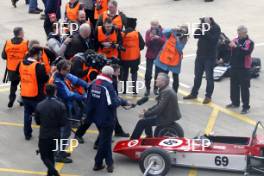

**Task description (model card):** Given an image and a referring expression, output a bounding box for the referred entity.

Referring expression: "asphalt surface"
[0,0,264,176]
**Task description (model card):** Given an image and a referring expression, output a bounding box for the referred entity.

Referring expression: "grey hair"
[157,72,170,84]
[237,25,248,33]
[79,23,91,33]
[28,40,40,50]
[109,0,118,7]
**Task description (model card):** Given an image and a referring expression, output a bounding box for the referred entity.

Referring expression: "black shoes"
[29,10,41,14]
[75,135,84,144]
[8,95,16,108]
[241,108,250,114]
[226,103,239,108]
[93,144,98,150]
[11,0,18,8]
[36,7,43,12]
[93,164,113,173]
[93,165,105,171]
[25,135,32,140]
[183,94,197,100]
[60,151,71,158]
[115,132,130,138]
[55,156,73,163]
[107,165,114,173]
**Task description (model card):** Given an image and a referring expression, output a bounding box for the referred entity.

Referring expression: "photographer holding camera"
[184,17,221,104]
[154,25,189,93]
[95,17,123,59]
[144,21,166,96]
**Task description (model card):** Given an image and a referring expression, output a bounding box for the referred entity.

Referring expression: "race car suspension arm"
[143,161,155,176]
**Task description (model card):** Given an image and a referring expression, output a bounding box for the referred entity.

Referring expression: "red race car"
[114,121,264,176]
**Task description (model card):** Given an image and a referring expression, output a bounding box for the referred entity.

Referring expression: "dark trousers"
[56,120,71,158]
[44,17,53,36]
[191,57,215,98]
[75,112,123,137]
[145,59,155,91]
[95,126,114,166]
[23,99,40,137]
[121,62,139,93]
[9,79,20,102]
[39,138,59,176]
[85,9,95,27]
[130,116,157,139]
[155,66,179,93]
[230,68,250,109]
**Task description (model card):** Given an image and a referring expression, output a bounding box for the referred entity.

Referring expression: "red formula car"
[114,121,264,176]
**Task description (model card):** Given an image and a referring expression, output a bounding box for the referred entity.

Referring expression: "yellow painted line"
[56,139,79,172]
[204,108,219,135]
[0,121,99,134]
[178,89,257,126]
[188,169,198,176]
[0,168,79,176]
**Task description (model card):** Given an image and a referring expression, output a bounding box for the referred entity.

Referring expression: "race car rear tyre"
[154,122,184,137]
[139,147,171,176]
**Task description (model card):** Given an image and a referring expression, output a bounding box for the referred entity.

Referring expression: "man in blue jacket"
[52,59,89,163]
[154,25,189,93]
[87,66,128,173]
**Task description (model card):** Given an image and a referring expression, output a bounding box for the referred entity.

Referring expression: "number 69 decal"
[215,156,229,167]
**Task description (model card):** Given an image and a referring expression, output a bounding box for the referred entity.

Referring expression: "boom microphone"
[137,96,149,106]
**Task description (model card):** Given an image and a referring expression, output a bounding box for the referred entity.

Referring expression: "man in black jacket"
[64,23,94,59]
[36,84,67,176]
[130,73,181,139]
[184,17,221,104]
[226,25,254,114]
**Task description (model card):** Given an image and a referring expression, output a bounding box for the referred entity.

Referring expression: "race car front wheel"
[139,147,171,176]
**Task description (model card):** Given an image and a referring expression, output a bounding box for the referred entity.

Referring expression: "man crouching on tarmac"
[130,73,181,139]
[86,66,131,173]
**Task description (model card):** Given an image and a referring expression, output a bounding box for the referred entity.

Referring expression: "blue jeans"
[29,0,38,11]
[191,57,215,98]
[23,99,39,137]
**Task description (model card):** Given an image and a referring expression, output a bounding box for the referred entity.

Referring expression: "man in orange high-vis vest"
[65,0,82,22]
[94,0,108,21]
[120,18,145,94]
[18,47,49,140]
[95,18,122,59]
[154,26,189,93]
[96,0,127,31]
[2,27,28,108]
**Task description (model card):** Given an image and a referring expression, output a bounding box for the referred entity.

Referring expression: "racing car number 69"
[215,156,229,167]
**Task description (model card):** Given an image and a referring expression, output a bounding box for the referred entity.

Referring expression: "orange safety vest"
[5,40,28,71]
[41,49,51,74]
[94,0,108,20]
[97,26,118,58]
[65,2,80,22]
[159,34,181,67]
[102,11,123,30]
[121,31,140,61]
[87,67,100,82]
[19,62,39,97]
